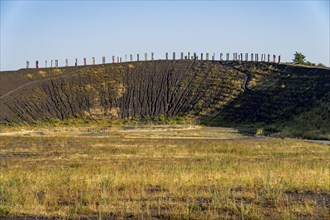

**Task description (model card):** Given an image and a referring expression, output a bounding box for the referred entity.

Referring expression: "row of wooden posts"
[26,52,281,69]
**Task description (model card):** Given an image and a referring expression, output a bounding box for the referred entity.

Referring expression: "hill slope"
[0,60,329,138]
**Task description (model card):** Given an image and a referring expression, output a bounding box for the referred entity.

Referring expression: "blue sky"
[1,0,329,70]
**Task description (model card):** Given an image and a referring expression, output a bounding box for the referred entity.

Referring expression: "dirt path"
[303,139,330,145]
[121,136,267,141]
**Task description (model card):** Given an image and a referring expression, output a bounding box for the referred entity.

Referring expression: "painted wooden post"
[102,56,106,64]
[36,60,39,69]
[137,54,139,61]
[206,53,209,60]
[84,58,86,66]
[92,57,95,65]
[26,61,29,69]
[65,59,68,67]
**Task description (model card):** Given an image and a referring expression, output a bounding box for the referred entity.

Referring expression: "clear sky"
[1,0,329,70]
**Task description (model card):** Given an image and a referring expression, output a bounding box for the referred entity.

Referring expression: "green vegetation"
[1,115,197,129]
[293,52,306,65]
[123,115,197,126]
[292,51,326,67]
[0,134,328,219]
[275,96,330,140]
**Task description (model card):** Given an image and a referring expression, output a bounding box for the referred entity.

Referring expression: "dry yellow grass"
[0,127,329,219]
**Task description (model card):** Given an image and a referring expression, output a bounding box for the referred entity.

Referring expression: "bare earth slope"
[0,60,329,129]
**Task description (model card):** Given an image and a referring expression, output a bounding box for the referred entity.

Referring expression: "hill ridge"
[0,60,329,139]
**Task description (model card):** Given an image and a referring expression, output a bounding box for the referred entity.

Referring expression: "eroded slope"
[0,60,329,128]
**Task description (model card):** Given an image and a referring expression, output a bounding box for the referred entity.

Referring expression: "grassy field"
[0,126,329,219]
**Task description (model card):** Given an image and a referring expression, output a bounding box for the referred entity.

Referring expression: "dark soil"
[0,61,329,125]
[286,191,330,209]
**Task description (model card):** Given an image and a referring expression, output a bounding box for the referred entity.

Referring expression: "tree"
[317,63,326,68]
[293,52,306,64]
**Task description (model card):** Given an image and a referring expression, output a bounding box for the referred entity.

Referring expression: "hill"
[0,60,329,139]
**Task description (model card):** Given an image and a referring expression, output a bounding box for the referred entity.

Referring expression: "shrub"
[26,74,33,79]
[38,70,47,77]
